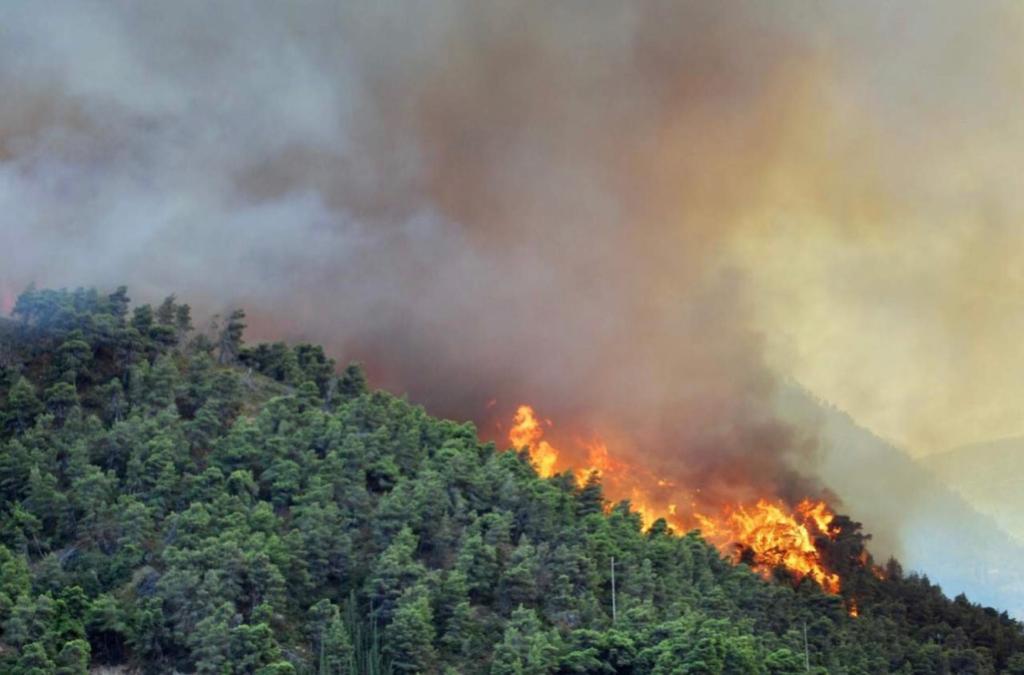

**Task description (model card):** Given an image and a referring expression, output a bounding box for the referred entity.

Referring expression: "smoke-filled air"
[3,0,1024,621]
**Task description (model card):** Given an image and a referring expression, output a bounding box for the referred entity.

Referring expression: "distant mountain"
[924,437,1024,544]
[777,386,1024,619]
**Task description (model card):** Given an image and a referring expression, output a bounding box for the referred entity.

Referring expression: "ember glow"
[507,403,846,594]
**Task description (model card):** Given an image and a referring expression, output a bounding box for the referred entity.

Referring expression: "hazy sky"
[2,0,1023,462]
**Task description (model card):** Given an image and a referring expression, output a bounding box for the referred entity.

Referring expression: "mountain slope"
[778,386,1024,619]
[0,286,1021,674]
[925,437,1024,544]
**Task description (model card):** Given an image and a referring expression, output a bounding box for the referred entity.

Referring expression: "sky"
[1,0,1022,500]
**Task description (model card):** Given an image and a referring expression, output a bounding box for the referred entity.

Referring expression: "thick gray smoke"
[2,1,1022,523]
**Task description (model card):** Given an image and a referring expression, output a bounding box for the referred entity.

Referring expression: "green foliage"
[55,638,91,675]
[5,377,43,434]
[338,361,368,401]
[492,606,559,675]
[386,586,437,673]
[217,309,247,365]
[0,285,1020,674]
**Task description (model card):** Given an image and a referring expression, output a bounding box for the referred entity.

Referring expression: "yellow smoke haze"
[723,2,1024,454]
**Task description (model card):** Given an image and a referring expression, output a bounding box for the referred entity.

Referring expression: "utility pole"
[803,620,810,672]
[610,556,617,623]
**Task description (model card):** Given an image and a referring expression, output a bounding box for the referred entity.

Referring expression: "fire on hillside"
[504,403,883,606]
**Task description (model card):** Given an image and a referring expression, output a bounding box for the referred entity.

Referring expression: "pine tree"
[189,602,234,674]
[44,382,79,424]
[155,295,177,326]
[491,606,558,675]
[5,377,43,434]
[310,600,356,675]
[131,305,154,336]
[217,309,247,365]
[499,537,539,613]
[107,286,130,321]
[337,362,368,400]
[175,304,194,345]
[577,472,604,518]
[15,641,56,675]
[367,527,425,624]
[385,586,436,674]
[54,638,91,675]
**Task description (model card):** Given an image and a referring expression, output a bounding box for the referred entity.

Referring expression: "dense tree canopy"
[0,286,1020,674]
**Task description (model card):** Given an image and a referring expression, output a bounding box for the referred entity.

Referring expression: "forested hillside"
[0,286,1021,674]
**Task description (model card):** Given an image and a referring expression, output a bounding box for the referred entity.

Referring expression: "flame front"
[505,403,846,594]
[509,405,560,478]
[694,499,841,594]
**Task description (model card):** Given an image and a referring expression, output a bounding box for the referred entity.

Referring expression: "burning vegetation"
[694,499,841,594]
[2,285,1023,672]
[506,403,870,598]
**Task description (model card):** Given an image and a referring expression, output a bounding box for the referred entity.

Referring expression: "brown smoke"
[322,2,836,508]
[3,1,1024,570]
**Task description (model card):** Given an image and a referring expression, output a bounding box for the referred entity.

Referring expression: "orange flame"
[509,404,560,478]
[505,402,849,594]
[693,499,841,594]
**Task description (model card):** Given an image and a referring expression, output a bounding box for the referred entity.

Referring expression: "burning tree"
[505,402,884,601]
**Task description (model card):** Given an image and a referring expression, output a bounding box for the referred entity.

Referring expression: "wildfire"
[509,404,559,478]
[504,403,848,595]
[694,499,841,594]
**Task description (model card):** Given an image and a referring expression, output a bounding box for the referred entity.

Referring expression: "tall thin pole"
[803,620,810,672]
[610,556,617,623]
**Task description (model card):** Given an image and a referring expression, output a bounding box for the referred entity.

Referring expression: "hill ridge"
[0,286,1020,674]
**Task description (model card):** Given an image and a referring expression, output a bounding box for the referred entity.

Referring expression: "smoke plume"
[2,2,1024,531]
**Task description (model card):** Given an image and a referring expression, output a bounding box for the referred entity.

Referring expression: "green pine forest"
[0,285,1021,674]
